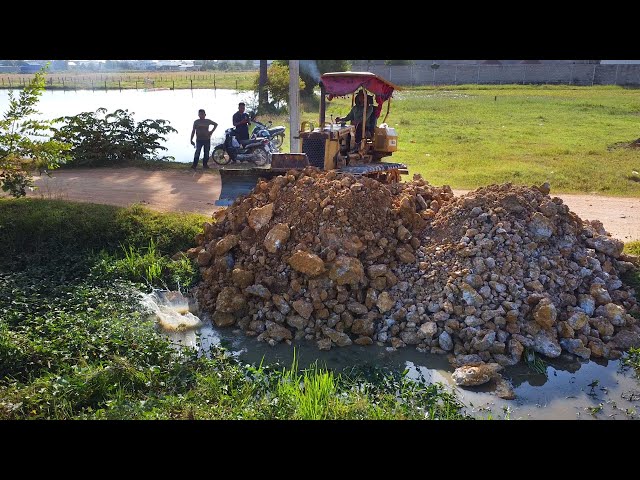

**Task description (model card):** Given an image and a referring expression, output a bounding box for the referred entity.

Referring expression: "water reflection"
[144,290,640,420]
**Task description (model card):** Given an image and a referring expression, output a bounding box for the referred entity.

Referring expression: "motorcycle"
[211,127,271,166]
[250,114,286,152]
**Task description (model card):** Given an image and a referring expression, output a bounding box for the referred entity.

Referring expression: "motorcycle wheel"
[271,134,285,150]
[212,147,231,165]
[252,148,269,167]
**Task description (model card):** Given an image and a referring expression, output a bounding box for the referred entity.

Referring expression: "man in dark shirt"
[335,91,373,147]
[190,108,218,169]
[232,102,251,141]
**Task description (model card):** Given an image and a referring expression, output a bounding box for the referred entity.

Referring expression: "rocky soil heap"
[188,167,640,368]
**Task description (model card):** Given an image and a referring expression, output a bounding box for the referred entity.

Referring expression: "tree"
[0,63,71,197]
[252,63,305,114]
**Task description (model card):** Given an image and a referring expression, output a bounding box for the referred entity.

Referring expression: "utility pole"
[258,60,268,113]
[289,60,300,153]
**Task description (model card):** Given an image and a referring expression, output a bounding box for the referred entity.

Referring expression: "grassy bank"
[0,198,470,420]
[315,84,640,196]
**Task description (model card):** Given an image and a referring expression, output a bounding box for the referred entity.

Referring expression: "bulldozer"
[215,71,407,206]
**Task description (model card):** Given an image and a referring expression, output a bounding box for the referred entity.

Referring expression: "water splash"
[140,289,203,349]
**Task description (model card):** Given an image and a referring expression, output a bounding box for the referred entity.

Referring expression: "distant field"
[0,70,258,90]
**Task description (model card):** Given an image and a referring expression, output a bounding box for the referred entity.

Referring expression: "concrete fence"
[355,64,640,86]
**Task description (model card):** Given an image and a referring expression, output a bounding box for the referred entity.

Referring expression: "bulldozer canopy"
[321,71,398,101]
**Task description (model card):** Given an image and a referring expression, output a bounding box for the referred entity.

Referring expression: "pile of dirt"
[187,167,640,370]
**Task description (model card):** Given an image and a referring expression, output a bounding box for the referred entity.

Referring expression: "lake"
[0,88,255,163]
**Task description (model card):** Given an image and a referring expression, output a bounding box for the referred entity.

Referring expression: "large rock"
[351,317,376,337]
[328,255,364,286]
[197,250,212,267]
[559,338,591,359]
[586,235,624,258]
[567,311,589,330]
[322,326,353,347]
[213,234,240,256]
[418,322,438,340]
[286,315,307,330]
[212,311,235,327]
[288,251,326,276]
[610,329,640,350]
[529,212,555,240]
[590,284,612,305]
[367,264,388,279]
[459,283,483,307]
[265,321,292,341]
[292,299,314,319]
[533,298,557,329]
[264,223,290,253]
[533,331,562,358]
[438,331,454,351]
[376,291,395,313]
[452,363,503,387]
[215,286,246,313]
[231,268,254,288]
[248,203,274,231]
[244,284,271,300]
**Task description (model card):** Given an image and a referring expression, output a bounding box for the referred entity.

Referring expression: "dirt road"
[23,167,640,243]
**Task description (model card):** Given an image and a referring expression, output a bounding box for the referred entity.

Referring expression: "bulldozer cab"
[310,71,399,165]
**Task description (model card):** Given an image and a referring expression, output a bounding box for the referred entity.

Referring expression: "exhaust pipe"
[319,80,326,128]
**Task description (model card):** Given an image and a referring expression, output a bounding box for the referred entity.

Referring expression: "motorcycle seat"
[239,138,256,146]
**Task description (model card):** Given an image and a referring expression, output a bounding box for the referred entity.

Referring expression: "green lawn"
[291,84,640,196]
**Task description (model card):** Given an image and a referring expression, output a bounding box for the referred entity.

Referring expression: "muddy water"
[143,290,640,420]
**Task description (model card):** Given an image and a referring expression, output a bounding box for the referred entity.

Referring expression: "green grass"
[625,241,640,256]
[0,198,471,420]
[294,84,640,196]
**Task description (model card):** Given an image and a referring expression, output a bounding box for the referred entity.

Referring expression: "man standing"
[232,102,251,141]
[190,108,218,169]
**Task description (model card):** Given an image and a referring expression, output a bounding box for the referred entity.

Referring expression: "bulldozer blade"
[215,169,280,206]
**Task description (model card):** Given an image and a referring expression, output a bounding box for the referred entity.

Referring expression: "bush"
[0,63,71,197]
[51,108,178,167]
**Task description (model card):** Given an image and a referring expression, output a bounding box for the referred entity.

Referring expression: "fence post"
[614,64,619,86]
[591,64,596,86]
[477,66,480,85]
